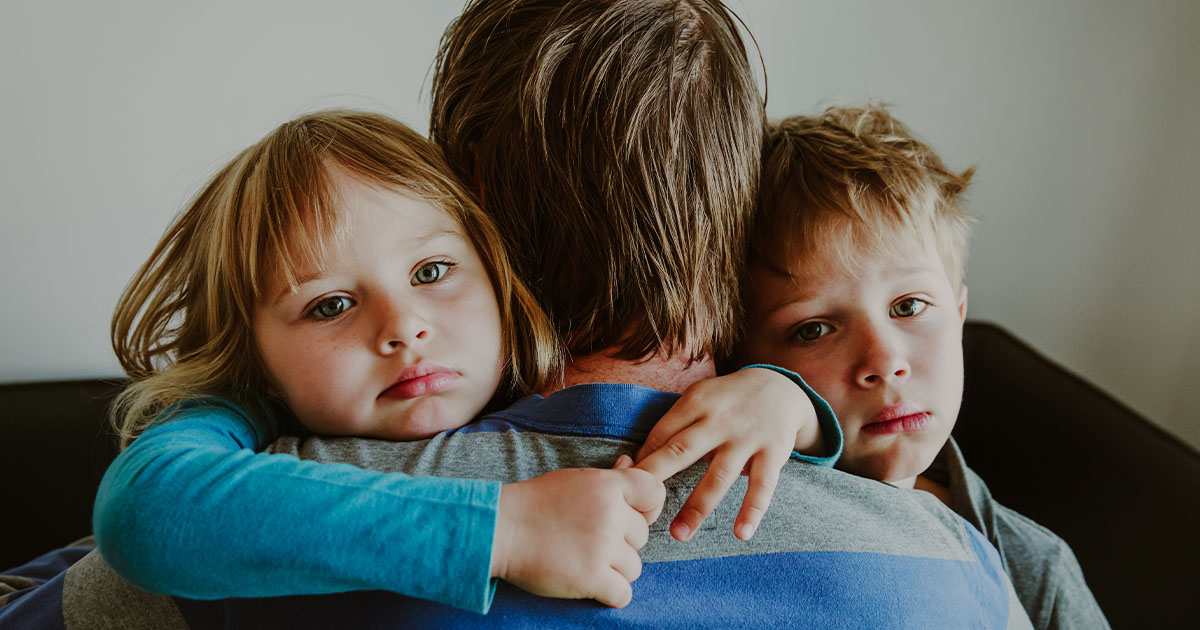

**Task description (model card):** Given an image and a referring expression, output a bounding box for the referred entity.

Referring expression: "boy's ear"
[957,284,969,321]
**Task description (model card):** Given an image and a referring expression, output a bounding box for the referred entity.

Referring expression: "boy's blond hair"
[111,110,558,446]
[754,104,976,287]
[431,0,764,362]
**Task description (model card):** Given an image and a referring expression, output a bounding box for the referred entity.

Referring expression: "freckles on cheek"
[279,340,342,388]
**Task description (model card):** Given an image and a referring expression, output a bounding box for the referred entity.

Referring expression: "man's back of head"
[431,0,764,363]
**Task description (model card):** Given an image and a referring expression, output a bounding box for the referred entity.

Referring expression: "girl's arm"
[633,365,842,542]
[93,397,660,612]
[94,397,498,611]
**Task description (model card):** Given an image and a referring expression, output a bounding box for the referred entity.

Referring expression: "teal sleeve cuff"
[739,364,843,467]
[455,479,502,614]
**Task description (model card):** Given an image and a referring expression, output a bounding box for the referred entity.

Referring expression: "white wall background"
[2,0,1197,450]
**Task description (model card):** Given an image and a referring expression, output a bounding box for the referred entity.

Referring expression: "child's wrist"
[740,363,843,467]
[490,483,516,579]
[792,416,825,457]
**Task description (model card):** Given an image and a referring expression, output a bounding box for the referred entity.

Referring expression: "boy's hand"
[634,368,820,542]
[491,464,665,608]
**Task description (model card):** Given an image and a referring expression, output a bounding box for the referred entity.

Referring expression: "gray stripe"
[62,549,186,630]
[271,430,978,563]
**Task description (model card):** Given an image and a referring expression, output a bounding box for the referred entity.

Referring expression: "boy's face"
[253,171,505,441]
[742,231,968,486]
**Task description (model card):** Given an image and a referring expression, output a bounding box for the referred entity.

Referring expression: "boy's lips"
[861,405,931,435]
[380,363,459,400]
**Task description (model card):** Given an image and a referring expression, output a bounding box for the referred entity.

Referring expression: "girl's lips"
[861,408,932,435]
[380,366,459,400]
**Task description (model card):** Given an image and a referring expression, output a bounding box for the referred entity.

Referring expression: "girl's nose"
[376,302,431,354]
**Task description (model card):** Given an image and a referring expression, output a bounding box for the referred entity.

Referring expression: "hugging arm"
[93,398,664,611]
[92,398,502,612]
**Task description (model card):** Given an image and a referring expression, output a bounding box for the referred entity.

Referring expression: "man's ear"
[957,284,969,321]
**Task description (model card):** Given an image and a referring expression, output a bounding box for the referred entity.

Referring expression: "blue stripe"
[0,568,71,630]
[0,546,92,630]
[1,545,92,578]
[186,546,1009,629]
[452,384,677,441]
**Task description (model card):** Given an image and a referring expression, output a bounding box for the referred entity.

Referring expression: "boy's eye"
[413,261,453,285]
[891,298,928,318]
[792,321,831,342]
[310,296,353,319]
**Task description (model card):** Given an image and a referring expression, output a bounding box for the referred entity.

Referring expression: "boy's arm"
[93,399,662,612]
[634,365,842,541]
[747,364,842,466]
[1039,547,1111,630]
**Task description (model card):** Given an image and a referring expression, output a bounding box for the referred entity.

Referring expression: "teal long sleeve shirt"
[92,397,501,613]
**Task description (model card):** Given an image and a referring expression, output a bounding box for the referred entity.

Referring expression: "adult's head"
[431,0,764,362]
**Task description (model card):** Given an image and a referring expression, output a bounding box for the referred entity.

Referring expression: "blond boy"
[743,104,1109,630]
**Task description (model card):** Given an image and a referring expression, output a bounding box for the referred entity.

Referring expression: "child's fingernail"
[614,454,633,468]
[671,522,691,541]
[736,522,756,540]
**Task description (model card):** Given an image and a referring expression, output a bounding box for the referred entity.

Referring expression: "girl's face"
[253,171,505,440]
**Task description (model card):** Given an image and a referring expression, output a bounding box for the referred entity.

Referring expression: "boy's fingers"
[635,427,718,481]
[593,572,634,609]
[633,403,695,462]
[734,452,784,541]
[669,451,747,541]
[612,454,634,469]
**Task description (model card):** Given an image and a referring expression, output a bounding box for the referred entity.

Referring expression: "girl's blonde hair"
[111,110,559,446]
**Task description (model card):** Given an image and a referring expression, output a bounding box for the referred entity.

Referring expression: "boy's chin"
[841,445,938,485]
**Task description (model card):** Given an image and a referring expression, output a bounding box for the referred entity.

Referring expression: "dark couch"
[3,321,1197,628]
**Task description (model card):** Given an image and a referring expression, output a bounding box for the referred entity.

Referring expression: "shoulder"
[988,500,1077,573]
[956,457,1075,570]
[990,506,1109,628]
[957,462,1108,628]
[142,395,294,449]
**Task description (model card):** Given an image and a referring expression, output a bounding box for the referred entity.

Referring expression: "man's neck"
[544,347,716,395]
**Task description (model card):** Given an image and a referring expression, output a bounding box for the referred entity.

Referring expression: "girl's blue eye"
[792,321,831,343]
[413,261,453,285]
[891,298,928,318]
[310,296,353,319]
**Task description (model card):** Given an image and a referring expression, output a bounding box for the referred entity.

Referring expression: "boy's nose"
[854,329,909,387]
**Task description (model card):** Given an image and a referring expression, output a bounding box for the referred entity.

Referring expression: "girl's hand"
[491,463,665,608]
[634,367,822,542]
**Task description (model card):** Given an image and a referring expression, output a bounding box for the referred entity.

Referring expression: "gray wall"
[3,0,1197,450]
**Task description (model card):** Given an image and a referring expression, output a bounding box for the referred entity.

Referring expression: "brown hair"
[755,103,976,287]
[431,0,764,362]
[111,110,558,445]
